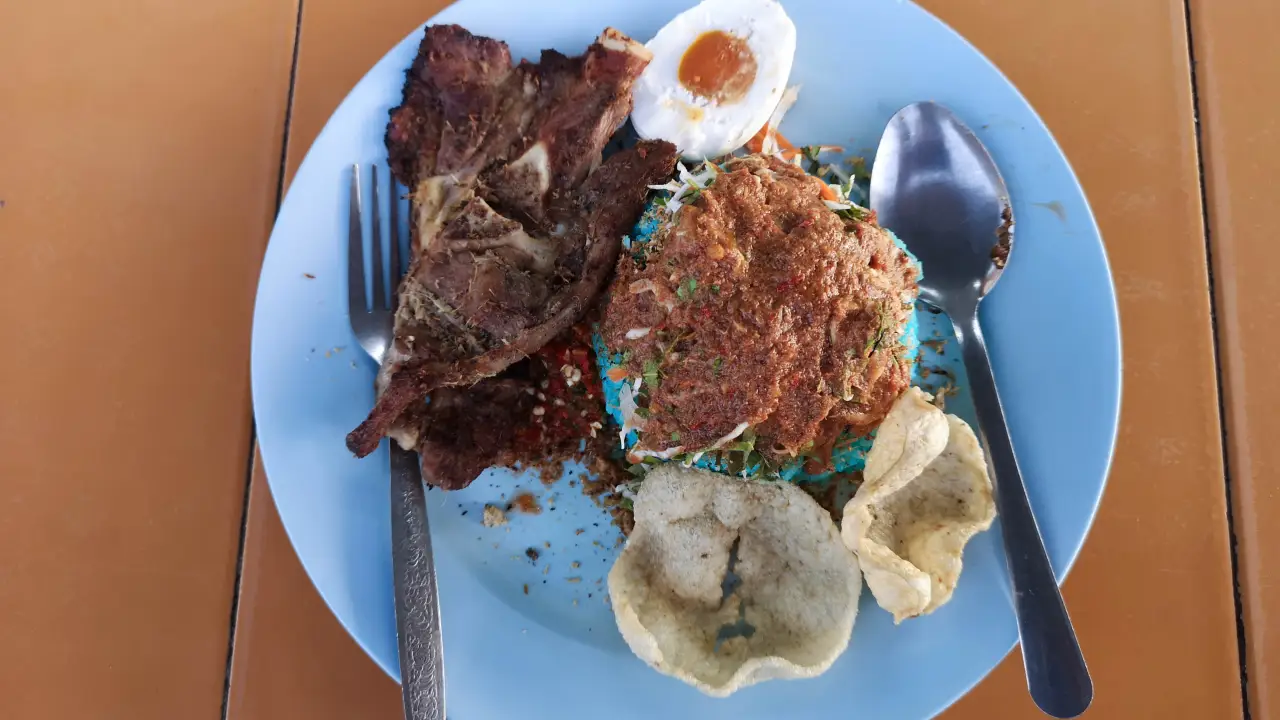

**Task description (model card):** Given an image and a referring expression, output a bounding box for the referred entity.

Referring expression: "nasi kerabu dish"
[342,0,996,696]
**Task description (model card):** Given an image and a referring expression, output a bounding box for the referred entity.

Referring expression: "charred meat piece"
[348,24,678,466]
[416,378,537,490]
[415,323,604,490]
[350,140,678,461]
[386,25,652,210]
[386,25,524,185]
[483,35,652,225]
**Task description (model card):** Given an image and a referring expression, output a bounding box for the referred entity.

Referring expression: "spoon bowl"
[872,102,1012,308]
[871,101,1093,719]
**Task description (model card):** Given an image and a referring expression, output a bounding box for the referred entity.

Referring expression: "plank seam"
[219,0,306,716]
[1181,1,1250,717]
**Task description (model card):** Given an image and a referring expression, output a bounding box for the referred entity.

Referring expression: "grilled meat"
[346,24,678,475]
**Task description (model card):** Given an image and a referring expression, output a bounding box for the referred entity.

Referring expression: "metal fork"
[349,164,445,720]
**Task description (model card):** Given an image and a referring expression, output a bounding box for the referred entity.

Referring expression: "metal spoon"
[870,102,1092,719]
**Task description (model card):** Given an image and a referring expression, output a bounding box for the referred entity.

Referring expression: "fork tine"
[348,164,367,313]
[370,165,387,310]
[388,169,402,299]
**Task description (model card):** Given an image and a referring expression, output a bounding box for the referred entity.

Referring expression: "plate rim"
[250,0,1123,715]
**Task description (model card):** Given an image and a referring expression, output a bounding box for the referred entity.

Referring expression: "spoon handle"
[952,308,1093,719]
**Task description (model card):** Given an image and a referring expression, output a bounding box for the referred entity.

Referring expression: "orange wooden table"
[1,0,1268,718]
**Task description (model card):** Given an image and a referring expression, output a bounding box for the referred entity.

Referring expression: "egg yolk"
[678,30,757,104]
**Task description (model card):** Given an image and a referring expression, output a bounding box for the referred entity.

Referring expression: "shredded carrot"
[606,366,629,382]
[818,183,838,202]
[745,122,798,156]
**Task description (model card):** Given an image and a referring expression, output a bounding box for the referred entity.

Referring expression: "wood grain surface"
[1190,0,1280,716]
[0,0,1253,717]
[928,2,1240,713]
[0,0,298,718]
[225,457,404,720]
[223,1,1243,719]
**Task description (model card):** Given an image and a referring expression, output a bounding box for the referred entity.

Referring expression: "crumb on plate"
[482,504,508,527]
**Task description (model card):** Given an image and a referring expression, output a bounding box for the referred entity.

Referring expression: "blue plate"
[250,1,1121,717]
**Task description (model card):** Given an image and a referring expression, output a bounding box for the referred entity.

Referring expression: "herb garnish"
[675,276,698,301]
[642,359,661,389]
[800,145,824,174]
[864,303,896,356]
[836,205,871,222]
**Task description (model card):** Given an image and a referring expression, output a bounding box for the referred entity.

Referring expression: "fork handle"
[390,444,446,720]
[952,307,1092,719]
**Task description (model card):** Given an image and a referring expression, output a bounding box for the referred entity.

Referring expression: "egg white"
[631,0,797,160]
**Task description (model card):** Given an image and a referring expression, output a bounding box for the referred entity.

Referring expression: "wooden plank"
[227,0,1243,718]
[0,0,298,717]
[224,456,404,719]
[1189,0,1280,716]
[923,1,1241,715]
